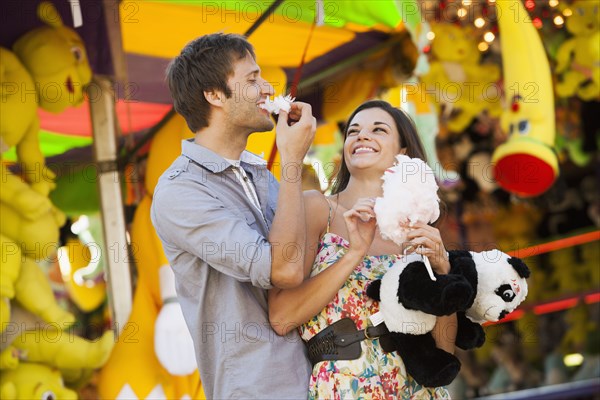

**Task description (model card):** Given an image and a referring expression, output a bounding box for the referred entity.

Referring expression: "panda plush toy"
[366,249,530,388]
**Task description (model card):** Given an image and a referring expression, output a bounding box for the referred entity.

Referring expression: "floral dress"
[299,232,450,400]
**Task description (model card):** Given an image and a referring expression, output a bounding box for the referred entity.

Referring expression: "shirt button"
[168,169,182,179]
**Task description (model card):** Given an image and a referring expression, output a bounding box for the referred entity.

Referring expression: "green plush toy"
[555,0,600,100]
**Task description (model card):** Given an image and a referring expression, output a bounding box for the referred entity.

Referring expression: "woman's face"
[343,107,403,174]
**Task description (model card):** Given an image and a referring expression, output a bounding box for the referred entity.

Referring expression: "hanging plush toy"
[1,0,91,197]
[0,305,113,372]
[0,3,108,396]
[555,0,600,100]
[98,114,203,400]
[0,0,91,328]
[383,22,461,188]
[366,250,530,388]
[421,23,502,133]
[385,83,462,188]
[492,0,559,197]
[0,362,78,400]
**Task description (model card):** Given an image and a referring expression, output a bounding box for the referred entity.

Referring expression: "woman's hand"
[343,198,377,258]
[405,221,450,274]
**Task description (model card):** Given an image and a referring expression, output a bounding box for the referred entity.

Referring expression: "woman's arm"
[407,222,456,352]
[432,314,457,354]
[268,194,376,336]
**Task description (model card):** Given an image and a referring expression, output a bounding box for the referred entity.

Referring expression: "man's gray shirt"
[151,139,311,399]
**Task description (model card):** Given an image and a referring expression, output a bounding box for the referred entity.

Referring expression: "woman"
[269,100,454,398]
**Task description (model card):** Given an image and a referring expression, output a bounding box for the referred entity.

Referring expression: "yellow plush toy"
[58,216,107,313]
[421,23,502,133]
[0,181,74,329]
[98,114,203,400]
[1,330,113,372]
[1,1,91,328]
[0,306,113,394]
[0,362,78,400]
[492,0,559,197]
[384,81,462,188]
[1,0,91,197]
[555,0,600,100]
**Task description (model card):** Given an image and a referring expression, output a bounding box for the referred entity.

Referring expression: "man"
[151,33,315,398]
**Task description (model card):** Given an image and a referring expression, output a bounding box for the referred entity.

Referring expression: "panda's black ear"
[448,250,472,264]
[508,257,530,278]
[366,280,382,302]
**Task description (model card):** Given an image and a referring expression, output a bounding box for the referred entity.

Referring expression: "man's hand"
[275,101,316,163]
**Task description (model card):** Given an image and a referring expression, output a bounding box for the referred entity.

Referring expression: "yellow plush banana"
[492,0,559,197]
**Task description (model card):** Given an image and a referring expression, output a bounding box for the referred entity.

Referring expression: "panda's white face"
[465,250,529,324]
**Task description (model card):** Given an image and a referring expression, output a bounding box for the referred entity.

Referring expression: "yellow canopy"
[121,1,355,66]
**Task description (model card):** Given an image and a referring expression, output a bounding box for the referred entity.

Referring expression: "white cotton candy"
[374,154,440,245]
[259,94,295,114]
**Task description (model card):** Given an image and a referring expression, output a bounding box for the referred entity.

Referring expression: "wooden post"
[88,76,132,335]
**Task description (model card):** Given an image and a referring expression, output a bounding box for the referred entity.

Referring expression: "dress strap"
[324,197,334,234]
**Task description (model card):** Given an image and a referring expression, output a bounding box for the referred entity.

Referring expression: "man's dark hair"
[166,33,255,132]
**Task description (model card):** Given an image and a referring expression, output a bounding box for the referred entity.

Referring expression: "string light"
[525,0,536,10]
[474,17,485,28]
[488,0,496,3]
[462,0,472,5]
[426,31,436,40]
[533,17,543,28]
[457,7,467,18]
[549,0,559,7]
[478,42,489,51]
[563,8,573,16]
[564,353,584,367]
[484,31,495,42]
[554,15,564,26]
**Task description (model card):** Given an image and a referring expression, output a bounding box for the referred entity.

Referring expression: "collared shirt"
[225,157,264,217]
[151,139,311,399]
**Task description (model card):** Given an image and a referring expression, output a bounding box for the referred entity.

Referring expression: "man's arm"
[268,102,316,289]
[152,181,274,289]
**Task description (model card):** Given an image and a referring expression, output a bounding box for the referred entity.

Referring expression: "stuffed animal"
[0,362,78,400]
[421,23,502,133]
[366,250,530,387]
[1,0,91,329]
[97,113,203,400]
[0,332,113,373]
[1,0,91,197]
[59,216,107,313]
[555,0,600,100]
[383,81,462,188]
[492,0,558,197]
[366,254,474,387]
[448,250,530,349]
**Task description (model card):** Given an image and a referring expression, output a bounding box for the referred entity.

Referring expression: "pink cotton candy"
[374,154,440,245]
